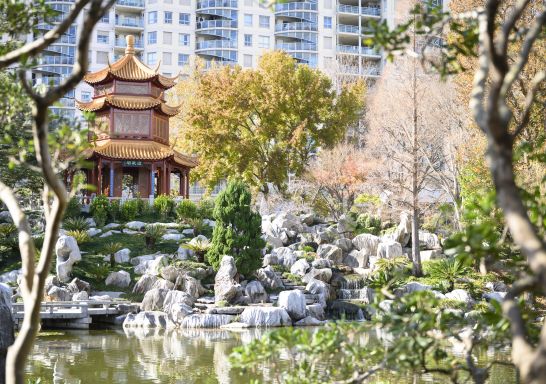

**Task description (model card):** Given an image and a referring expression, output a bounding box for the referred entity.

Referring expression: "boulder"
[162,233,184,241]
[175,274,205,299]
[176,246,194,260]
[290,258,310,277]
[123,311,169,329]
[167,303,194,326]
[161,265,185,283]
[311,259,332,269]
[125,221,147,231]
[345,249,369,268]
[420,249,443,262]
[300,213,316,226]
[337,214,357,234]
[445,289,474,305]
[262,254,278,267]
[0,269,21,284]
[67,277,91,293]
[72,291,89,301]
[147,255,171,275]
[303,268,332,284]
[152,279,175,291]
[0,283,14,379]
[180,314,234,328]
[239,307,292,327]
[130,253,160,266]
[295,316,325,326]
[272,247,294,265]
[99,230,121,238]
[305,279,330,308]
[47,286,72,301]
[133,274,159,294]
[306,303,325,321]
[272,212,302,233]
[163,290,195,312]
[352,233,380,256]
[85,218,96,227]
[392,211,412,247]
[103,248,131,264]
[244,280,268,303]
[419,231,441,250]
[105,271,131,288]
[483,291,506,302]
[55,235,82,283]
[256,266,285,290]
[104,223,121,230]
[264,235,284,249]
[317,244,343,264]
[0,211,13,223]
[278,290,306,320]
[87,228,101,237]
[377,240,403,259]
[485,281,508,292]
[141,288,169,311]
[122,229,139,235]
[214,256,242,304]
[334,238,353,253]
[399,282,432,295]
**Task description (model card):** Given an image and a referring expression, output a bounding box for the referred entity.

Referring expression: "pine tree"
[206,180,265,277]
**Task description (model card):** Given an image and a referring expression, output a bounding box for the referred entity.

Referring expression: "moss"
[282,272,303,285]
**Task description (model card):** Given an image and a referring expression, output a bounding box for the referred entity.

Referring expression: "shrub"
[196,198,215,219]
[108,199,121,222]
[90,195,109,227]
[154,195,175,220]
[144,224,166,248]
[66,230,90,245]
[103,242,123,268]
[356,213,381,235]
[187,217,212,237]
[425,257,472,292]
[63,217,90,231]
[85,261,111,281]
[121,199,138,221]
[375,256,411,275]
[300,245,315,253]
[64,197,83,219]
[180,237,211,263]
[176,199,198,222]
[0,223,18,251]
[206,180,265,276]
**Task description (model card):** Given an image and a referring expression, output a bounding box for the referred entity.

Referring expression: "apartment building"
[33,0,402,117]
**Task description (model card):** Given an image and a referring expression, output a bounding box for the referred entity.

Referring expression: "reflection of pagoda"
[77,35,196,199]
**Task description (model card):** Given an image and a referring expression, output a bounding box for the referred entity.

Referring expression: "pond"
[26,327,516,384]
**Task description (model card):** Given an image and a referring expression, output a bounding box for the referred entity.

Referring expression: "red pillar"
[184,169,190,199]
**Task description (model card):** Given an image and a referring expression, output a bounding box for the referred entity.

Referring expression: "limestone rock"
[311,259,332,269]
[167,303,194,326]
[162,290,195,312]
[317,244,343,264]
[175,274,205,299]
[485,281,508,292]
[214,256,242,304]
[278,290,306,320]
[133,274,159,294]
[0,269,21,284]
[420,249,443,262]
[72,291,89,301]
[87,228,101,237]
[141,288,169,311]
[131,253,160,266]
[377,240,403,259]
[337,214,357,234]
[392,211,412,247]
[352,233,380,255]
[161,265,185,283]
[305,279,330,308]
[419,231,441,250]
[147,255,170,276]
[103,248,131,264]
[55,235,82,283]
[245,280,268,303]
[345,249,369,268]
[47,286,72,301]
[272,212,302,233]
[262,254,278,267]
[306,303,325,321]
[290,258,310,277]
[0,283,14,379]
[445,289,474,304]
[125,221,147,231]
[162,233,184,241]
[0,211,13,223]
[302,268,332,284]
[152,278,175,291]
[105,271,131,288]
[295,316,325,326]
[67,277,90,293]
[99,230,121,238]
[84,218,96,227]
[104,223,121,230]
[256,266,285,290]
[123,311,169,329]
[239,307,292,327]
[483,291,506,302]
[179,314,234,328]
[334,238,353,253]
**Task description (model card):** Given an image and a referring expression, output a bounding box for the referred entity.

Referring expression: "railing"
[337,24,359,33]
[274,1,317,12]
[115,18,144,28]
[116,0,145,7]
[337,44,380,56]
[337,4,381,16]
[39,56,75,65]
[339,65,381,76]
[197,0,237,9]
[196,40,237,49]
[196,20,237,29]
[12,302,89,319]
[275,22,317,32]
[114,37,144,48]
[276,42,317,51]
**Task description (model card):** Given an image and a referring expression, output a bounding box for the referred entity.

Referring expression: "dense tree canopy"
[172,52,365,194]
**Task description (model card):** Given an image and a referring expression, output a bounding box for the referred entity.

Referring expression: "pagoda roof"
[76,94,180,116]
[90,139,198,167]
[83,35,178,89]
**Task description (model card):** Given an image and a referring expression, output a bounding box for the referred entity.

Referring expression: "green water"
[26,328,516,383]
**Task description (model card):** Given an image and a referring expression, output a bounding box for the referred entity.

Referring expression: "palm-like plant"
[63,217,90,231]
[426,257,472,292]
[145,224,166,248]
[66,230,91,245]
[375,256,411,275]
[103,242,123,268]
[180,237,211,263]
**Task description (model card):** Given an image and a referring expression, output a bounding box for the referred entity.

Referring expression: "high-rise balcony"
[337,24,374,34]
[337,4,381,17]
[114,17,144,30]
[275,22,317,32]
[337,44,380,56]
[196,20,237,29]
[276,42,317,51]
[196,40,237,50]
[197,0,237,9]
[114,37,144,49]
[115,0,144,9]
[274,2,317,12]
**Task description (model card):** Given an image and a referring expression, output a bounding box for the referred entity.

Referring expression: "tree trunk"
[0,286,14,384]
[411,35,422,277]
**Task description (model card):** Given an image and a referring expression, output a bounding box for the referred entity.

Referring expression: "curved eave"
[76,95,180,115]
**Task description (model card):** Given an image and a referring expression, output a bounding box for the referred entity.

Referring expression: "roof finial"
[125,35,135,55]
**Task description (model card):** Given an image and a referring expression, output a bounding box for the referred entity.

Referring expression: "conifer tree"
[206,180,265,276]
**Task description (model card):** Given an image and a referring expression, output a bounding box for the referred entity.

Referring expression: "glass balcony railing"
[337,44,380,56]
[337,4,381,16]
[274,2,317,12]
[115,18,144,28]
[276,42,317,51]
[116,0,144,7]
[196,20,237,29]
[196,40,237,49]
[39,55,75,65]
[275,22,317,32]
[337,24,359,33]
[114,38,144,48]
[197,0,237,9]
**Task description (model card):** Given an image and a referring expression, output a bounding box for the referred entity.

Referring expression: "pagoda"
[76,35,196,199]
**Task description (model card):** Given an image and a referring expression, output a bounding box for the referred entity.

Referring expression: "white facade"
[35,0,411,117]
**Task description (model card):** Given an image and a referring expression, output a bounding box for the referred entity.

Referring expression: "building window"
[97,31,109,44]
[179,33,190,46]
[148,11,157,24]
[179,12,190,25]
[164,11,173,24]
[163,32,172,45]
[258,35,269,48]
[81,91,92,102]
[148,31,157,44]
[178,53,189,66]
[100,12,109,23]
[147,52,157,65]
[259,15,269,28]
[324,16,332,29]
[244,14,252,27]
[97,51,109,64]
[323,36,332,49]
[243,54,252,67]
[163,52,172,65]
[244,34,252,46]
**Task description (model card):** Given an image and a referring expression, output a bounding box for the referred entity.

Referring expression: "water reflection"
[26,328,515,384]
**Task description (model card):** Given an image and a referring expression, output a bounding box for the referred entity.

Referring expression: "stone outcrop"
[141,288,169,311]
[55,235,82,283]
[214,256,242,304]
[175,274,205,299]
[105,271,131,288]
[377,240,403,259]
[290,258,310,277]
[256,266,285,290]
[123,311,169,329]
[317,244,343,264]
[245,281,268,303]
[278,290,306,321]
[239,307,292,327]
[133,274,159,294]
